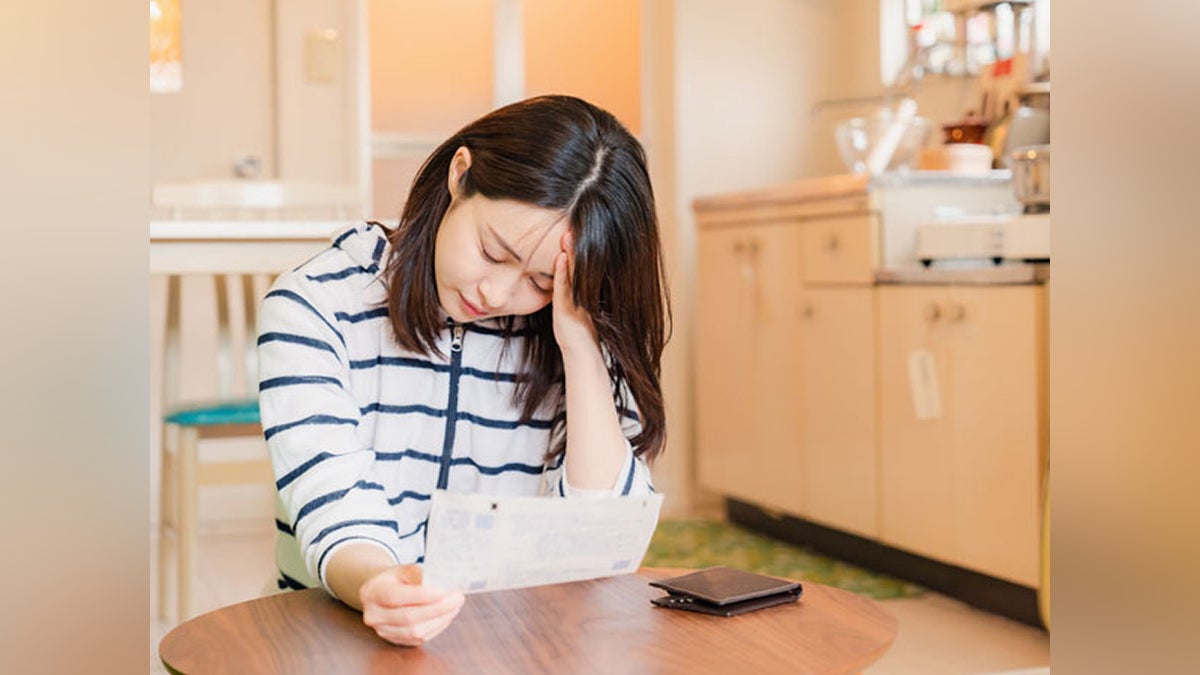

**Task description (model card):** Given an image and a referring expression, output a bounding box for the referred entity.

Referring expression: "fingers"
[374,597,464,646]
[359,565,466,647]
[552,250,571,307]
[360,566,442,608]
[367,591,466,647]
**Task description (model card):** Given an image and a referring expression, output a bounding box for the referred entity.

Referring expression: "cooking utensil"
[834,106,933,174]
[1010,144,1050,210]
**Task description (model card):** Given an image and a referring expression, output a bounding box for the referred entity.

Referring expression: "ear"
[446,146,473,198]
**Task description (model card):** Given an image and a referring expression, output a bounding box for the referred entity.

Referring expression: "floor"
[150,524,1050,674]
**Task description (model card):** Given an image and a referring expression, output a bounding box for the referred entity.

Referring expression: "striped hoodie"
[257,222,653,595]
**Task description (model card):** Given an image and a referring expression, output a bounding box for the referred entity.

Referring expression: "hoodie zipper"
[436,320,465,490]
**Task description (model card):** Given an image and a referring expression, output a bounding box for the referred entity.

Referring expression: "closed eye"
[530,278,552,294]
[480,245,503,264]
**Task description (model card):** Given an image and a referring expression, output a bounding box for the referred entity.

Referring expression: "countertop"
[876,263,1049,285]
[692,170,1013,212]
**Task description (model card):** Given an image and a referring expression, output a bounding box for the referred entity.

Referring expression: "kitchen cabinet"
[694,223,804,514]
[878,285,1045,587]
[692,174,1045,592]
[797,287,878,538]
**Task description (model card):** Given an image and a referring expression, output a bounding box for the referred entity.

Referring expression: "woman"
[258,95,670,646]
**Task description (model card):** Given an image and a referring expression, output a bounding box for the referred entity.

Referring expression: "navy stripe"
[371,237,386,266]
[257,332,338,357]
[275,451,336,490]
[398,520,427,541]
[387,490,432,506]
[620,459,636,496]
[358,403,551,431]
[331,228,356,248]
[462,367,519,382]
[349,356,518,382]
[350,356,447,372]
[620,408,641,423]
[373,449,543,477]
[295,480,385,525]
[259,375,343,392]
[458,411,555,430]
[311,518,400,546]
[277,571,307,591]
[334,307,388,323]
[361,403,446,418]
[307,266,372,283]
[450,456,543,476]
[265,289,346,348]
[275,519,294,536]
[263,414,357,441]
[375,448,441,463]
[558,477,566,497]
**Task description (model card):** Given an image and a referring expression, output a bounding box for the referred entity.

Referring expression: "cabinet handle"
[826,234,841,252]
[949,303,968,322]
[732,238,761,255]
[924,303,942,322]
[800,302,815,319]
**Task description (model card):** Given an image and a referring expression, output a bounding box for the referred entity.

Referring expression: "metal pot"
[1010,144,1050,209]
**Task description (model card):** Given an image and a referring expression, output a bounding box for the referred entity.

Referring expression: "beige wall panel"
[368,0,493,134]
[150,0,274,181]
[523,0,641,135]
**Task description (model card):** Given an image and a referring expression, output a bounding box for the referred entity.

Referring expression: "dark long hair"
[383,95,670,463]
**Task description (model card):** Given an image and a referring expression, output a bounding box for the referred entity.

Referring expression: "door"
[798,287,878,537]
[948,286,1044,586]
[695,223,803,511]
[878,285,956,563]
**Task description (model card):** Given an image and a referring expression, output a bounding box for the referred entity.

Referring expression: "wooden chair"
[154,181,359,622]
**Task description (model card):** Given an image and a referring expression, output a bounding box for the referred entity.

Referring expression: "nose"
[478,270,522,310]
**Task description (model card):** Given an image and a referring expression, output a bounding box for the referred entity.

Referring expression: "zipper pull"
[451,324,464,352]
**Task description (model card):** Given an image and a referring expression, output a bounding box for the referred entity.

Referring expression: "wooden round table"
[160,568,897,674]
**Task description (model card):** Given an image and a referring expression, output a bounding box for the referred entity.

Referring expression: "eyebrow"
[487,225,554,279]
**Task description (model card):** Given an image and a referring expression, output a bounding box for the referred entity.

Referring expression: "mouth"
[458,292,487,319]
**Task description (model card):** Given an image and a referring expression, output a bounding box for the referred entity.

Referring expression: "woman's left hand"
[551,231,601,360]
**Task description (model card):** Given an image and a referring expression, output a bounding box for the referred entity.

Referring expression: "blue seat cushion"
[164,399,260,427]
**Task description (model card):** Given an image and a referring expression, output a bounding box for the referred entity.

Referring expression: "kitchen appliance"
[914,212,1050,265]
[1010,144,1050,211]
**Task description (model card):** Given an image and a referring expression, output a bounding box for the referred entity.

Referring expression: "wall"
[150,0,362,185]
[150,0,275,181]
[672,0,897,511]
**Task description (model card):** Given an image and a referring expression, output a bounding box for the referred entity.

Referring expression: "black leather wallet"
[649,566,803,617]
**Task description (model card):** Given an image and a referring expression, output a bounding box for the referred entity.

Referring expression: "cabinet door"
[948,286,1044,586]
[694,224,802,511]
[798,287,878,537]
[695,227,756,498]
[751,224,805,513]
[878,286,957,564]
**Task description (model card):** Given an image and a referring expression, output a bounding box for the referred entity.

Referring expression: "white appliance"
[869,170,1022,269]
[914,212,1050,265]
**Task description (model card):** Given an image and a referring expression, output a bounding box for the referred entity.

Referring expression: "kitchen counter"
[876,263,1049,285]
[692,170,1013,212]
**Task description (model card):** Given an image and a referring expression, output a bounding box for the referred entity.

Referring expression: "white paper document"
[422,490,664,594]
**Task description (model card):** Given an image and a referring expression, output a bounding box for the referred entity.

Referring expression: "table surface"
[159,568,897,675]
[149,220,343,275]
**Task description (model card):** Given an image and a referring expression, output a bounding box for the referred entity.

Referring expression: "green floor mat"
[643,518,924,600]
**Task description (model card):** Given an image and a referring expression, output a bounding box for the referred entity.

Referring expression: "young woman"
[257,95,670,646]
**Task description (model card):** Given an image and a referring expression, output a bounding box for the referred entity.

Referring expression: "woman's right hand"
[358,564,466,646]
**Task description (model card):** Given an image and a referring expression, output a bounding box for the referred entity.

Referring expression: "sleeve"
[257,273,404,596]
[540,377,655,498]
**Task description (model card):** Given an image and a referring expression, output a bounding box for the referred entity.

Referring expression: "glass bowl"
[835,113,934,174]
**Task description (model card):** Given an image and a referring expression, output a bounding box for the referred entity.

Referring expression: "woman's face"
[434,149,568,323]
